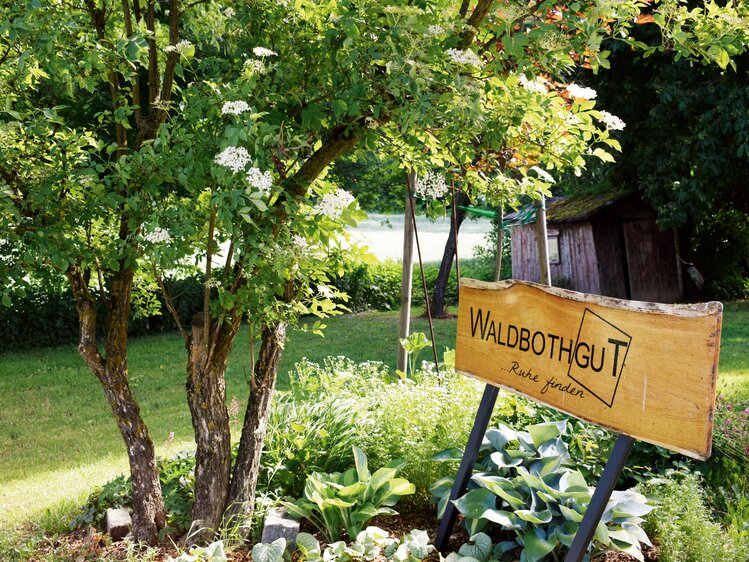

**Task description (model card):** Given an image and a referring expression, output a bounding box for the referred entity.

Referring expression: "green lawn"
[0,302,746,527]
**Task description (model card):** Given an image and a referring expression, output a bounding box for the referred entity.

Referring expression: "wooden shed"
[509,191,683,303]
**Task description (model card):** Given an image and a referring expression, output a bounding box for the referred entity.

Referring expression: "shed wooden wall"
[553,222,601,294]
[510,223,600,294]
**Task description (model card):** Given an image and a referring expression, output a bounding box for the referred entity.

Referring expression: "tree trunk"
[186,313,241,542]
[67,266,166,545]
[226,321,287,533]
[431,191,470,318]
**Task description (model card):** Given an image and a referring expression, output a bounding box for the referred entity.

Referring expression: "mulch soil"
[25,507,659,561]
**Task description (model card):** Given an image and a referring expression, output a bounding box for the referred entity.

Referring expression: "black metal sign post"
[434,384,498,552]
[435,388,637,562]
[564,434,635,561]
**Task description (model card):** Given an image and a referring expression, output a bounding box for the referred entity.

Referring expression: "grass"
[0,307,456,526]
[0,301,746,529]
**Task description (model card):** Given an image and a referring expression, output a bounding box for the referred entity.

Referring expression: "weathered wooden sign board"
[456,279,722,460]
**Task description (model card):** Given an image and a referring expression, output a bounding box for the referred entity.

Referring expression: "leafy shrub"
[72,452,196,534]
[639,471,749,562]
[0,273,204,350]
[283,447,414,542]
[71,474,132,530]
[260,395,362,498]
[433,421,653,562]
[354,372,484,508]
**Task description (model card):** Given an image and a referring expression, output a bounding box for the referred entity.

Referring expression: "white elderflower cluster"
[595,110,626,131]
[246,167,273,195]
[315,189,355,218]
[144,227,172,244]
[446,48,482,67]
[252,46,277,57]
[214,146,251,172]
[245,59,266,74]
[317,284,334,299]
[221,100,251,115]
[223,7,235,18]
[414,171,449,199]
[519,74,548,94]
[428,24,444,36]
[291,234,308,251]
[530,166,555,184]
[565,83,597,100]
[164,40,193,54]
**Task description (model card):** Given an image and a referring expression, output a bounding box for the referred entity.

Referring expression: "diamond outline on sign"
[567,308,632,408]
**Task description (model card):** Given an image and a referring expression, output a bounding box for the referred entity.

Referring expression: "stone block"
[261,507,300,547]
[106,507,132,541]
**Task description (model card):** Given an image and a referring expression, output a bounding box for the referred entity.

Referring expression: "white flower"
[317,284,334,299]
[221,100,251,115]
[214,146,251,173]
[519,74,548,94]
[245,59,266,74]
[428,24,444,36]
[446,48,482,67]
[315,189,355,218]
[365,116,378,129]
[223,7,235,17]
[252,46,277,57]
[246,167,274,195]
[414,171,449,199]
[565,83,597,100]
[164,40,193,54]
[292,234,308,250]
[530,166,555,184]
[595,110,626,131]
[144,227,172,244]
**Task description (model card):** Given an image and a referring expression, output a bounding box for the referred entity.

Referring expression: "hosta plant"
[283,446,415,542]
[432,421,653,562]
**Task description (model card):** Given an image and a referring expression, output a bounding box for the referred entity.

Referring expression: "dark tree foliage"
[329,152,405,214]
[565,34,749,299]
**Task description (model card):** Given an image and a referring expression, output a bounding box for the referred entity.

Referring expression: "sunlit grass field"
[0,301,746,527]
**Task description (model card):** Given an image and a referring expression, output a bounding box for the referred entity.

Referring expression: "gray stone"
[106,507,132,541]
[261,507,300,547]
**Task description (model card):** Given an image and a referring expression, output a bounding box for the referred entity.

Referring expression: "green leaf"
[353,445,369,481]
[592,148,615,163]
[432,448,463,462]
[296,532,321,557]
[481,508,521,530]
[515,509,553,525]
[519,528,556,562]
[527,421,566,447]
[458,532,492,562]
[453,488,496,520]
[252,538,286,562]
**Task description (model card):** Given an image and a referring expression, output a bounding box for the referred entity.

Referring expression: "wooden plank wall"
[511,223,601,294]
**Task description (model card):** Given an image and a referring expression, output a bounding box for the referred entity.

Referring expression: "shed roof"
[506,191,634,225]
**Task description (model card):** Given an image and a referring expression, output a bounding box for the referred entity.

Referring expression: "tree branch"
[203,206,216,345]
[153,264,188,341]
[66,264,106,379]
[460,0,493,49]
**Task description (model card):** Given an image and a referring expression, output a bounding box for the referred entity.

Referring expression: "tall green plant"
[283,447,414,542]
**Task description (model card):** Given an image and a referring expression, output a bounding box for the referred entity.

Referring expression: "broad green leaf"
[527,421,566,447]
[296,532,321,557]
[458,532,492,562]
[515,509,553,524]
[481,508,521,530]
[252,538,286,562]
[519,528,556,562]
[353,445,369,481]
[453,488,496,520]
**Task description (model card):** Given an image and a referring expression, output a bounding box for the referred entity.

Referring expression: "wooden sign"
[456,279,722,460]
